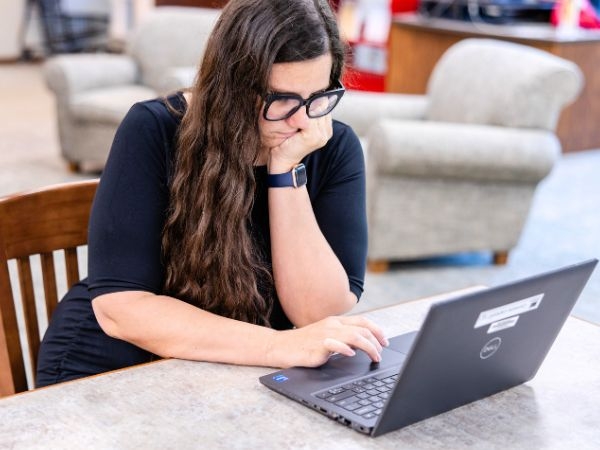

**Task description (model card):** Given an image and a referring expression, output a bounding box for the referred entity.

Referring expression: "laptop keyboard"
[314,371,399,419]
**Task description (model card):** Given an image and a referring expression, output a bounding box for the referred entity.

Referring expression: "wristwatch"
[267,163,307,188]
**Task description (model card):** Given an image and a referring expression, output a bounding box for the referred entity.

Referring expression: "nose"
[285,104,310,129]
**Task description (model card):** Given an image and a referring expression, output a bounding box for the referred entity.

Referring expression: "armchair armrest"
[368,119,560,183]
[333,91,428,137]
[44,54,138,100]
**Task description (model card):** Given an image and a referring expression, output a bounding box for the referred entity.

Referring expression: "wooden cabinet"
[386,15,600,152]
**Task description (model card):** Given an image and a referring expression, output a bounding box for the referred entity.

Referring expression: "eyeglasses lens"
[266,98,302,121]
[264,85,343,121]
[308,94,338,118]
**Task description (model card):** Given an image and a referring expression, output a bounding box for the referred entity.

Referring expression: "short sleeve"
[87,100,176,298]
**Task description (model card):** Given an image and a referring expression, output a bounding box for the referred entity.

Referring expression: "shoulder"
[122,93,185,136]
[304,119,365,193]
[106,93,186,182]
[318,119,364,169]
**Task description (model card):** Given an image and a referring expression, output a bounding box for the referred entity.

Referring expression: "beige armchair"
[334,38,583,271]
[44,7,220,172]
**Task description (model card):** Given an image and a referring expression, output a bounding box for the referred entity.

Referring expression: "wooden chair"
[0,179,98,396]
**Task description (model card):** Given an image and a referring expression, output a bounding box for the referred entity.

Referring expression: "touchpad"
[321,344,407,377]
[388,331,418,354]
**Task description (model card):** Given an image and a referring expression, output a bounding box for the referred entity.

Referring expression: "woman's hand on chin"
[268,114,333,172]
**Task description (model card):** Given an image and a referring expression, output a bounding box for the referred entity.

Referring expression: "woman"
[36,0,388,387]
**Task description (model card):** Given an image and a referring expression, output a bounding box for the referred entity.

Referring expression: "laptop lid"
[260,259,598,437]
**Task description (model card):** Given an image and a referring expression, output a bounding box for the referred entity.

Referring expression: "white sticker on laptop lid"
[474,294,543,329]
[487,316,519,334]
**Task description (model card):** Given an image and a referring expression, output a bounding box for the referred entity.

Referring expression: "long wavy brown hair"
[162,0,346,326]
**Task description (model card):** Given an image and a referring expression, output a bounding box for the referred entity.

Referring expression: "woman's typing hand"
[267,315,389,368]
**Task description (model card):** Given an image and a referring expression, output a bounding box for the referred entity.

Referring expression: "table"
[386,14,600,153]
[1,288,599,449]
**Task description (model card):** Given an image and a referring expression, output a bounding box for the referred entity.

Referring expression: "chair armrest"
[44,54,138,99]
[368,119,561,183]
[333,91,428,137]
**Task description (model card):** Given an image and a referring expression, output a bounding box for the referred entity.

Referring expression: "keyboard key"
[326,390,356,403]
[336,396,360,407]
[342,402,361,412]
[354,405,377,416]
[327,387,345,395]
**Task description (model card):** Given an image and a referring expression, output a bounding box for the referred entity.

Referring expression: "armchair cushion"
[70,85,157,124]
[368,120,560,183]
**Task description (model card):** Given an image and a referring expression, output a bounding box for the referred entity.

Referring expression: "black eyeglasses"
[263,81,345,121]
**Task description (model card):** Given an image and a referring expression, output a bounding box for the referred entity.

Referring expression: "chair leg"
[367,259,390,273]
[493,251,509,265]
[67,161,81,173]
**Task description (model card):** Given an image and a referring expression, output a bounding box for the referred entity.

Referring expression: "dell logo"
[480,337,502,359]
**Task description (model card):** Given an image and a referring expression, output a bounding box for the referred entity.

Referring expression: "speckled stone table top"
[1,288,599,449]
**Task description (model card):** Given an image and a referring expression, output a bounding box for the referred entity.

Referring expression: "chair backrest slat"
[16,256,41,378]
[64,247,80,290]
[40,252,59,323]
[0,179,98,396]
[0,256,28,396]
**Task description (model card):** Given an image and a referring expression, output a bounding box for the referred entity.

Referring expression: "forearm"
[92,291,277,366]
[92,291,388,369]
[269,185,356,327]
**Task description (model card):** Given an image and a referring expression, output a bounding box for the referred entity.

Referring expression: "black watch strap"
[268,163,307,188]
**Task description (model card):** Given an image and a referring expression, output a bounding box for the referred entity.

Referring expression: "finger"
[342,316,389,347]
[323,338,356,357]
[346,332,382,363]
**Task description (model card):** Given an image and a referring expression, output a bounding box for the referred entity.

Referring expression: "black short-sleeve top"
[87,93,367,330]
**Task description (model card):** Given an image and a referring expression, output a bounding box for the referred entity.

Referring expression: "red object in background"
[391,0,419,14]
[343,66,386,92]
[551,0,600,28]
[339,0,421,93]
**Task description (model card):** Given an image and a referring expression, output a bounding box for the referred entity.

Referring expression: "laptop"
[260,259,598,437]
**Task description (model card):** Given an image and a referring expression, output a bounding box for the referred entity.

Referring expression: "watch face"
[293,164,307,188]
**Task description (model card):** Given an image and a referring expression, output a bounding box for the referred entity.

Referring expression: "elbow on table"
[91,291,152,341]
[92,296,122,339]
